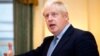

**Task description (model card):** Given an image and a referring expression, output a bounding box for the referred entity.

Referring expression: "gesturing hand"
[4,43,13,56]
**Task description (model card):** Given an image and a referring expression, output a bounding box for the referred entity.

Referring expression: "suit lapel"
[43,36,54,56]
[51,25,74,56]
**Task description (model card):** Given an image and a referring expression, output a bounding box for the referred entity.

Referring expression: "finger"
[8,43,12,50]
[4,53,7,56]
[8,51,13,56]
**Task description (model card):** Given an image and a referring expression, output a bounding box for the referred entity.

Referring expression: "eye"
[44,13,49,18]
[51,12,57,17]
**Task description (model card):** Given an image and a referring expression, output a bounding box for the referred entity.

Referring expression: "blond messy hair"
[42,0,68,15]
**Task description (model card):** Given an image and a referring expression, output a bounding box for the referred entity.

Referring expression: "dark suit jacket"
[18,25,99,56]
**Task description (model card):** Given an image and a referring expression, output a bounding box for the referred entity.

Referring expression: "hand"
[4,43,13,56]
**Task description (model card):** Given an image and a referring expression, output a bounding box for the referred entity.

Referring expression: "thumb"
[4,43,13,56]
[8,42,12,50]
[8,43,13,56]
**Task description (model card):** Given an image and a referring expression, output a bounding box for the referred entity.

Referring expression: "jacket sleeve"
[15,37,50,56]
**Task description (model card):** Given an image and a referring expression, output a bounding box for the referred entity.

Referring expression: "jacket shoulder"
[73,28,93,37]
[44,36,54,41]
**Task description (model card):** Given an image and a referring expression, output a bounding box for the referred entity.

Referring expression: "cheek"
[56,18,66,26]
[45,20,48,24]
[46,22,49,27]
[56,18,63,23]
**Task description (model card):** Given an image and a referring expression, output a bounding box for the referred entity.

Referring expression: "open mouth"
[49,24,56,28]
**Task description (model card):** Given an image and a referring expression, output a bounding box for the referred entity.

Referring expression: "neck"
[54,22,69,36]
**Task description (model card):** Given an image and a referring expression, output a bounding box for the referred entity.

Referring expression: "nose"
[48,14,53,22]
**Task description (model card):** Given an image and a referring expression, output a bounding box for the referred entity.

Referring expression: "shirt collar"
[56,23,71,40]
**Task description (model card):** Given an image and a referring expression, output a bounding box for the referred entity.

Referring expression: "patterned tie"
[47,37,58,56]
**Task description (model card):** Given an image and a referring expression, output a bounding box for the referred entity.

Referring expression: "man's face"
[43,5,68,36]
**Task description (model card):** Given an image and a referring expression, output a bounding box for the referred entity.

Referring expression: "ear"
[64,12,69,20]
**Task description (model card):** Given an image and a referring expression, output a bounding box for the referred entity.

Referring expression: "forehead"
[43,5,61,14]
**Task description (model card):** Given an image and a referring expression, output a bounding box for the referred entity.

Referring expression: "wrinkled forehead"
[42,1,68,15]
[44,4,60,12]
[43,4,63,16]
[43,4,65,15]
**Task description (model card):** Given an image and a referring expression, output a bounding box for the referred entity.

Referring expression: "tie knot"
[53,37,58,45]
[54,37,58,41]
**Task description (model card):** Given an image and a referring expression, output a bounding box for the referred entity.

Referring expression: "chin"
[49,28,58,34]
[51,31,57,35]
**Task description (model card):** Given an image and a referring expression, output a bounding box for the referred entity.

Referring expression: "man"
[6,0,99,56]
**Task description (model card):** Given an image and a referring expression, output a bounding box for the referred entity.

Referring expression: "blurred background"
[0,0,100,56]
[0,0,14,56]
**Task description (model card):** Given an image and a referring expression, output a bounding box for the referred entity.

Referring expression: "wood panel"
[17,0,38,5]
